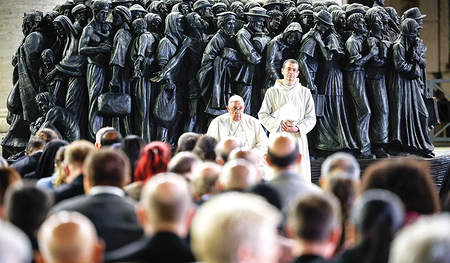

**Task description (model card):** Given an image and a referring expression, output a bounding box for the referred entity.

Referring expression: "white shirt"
[206,112,269,156]
[88,186,125,197]
[258,79,316,182]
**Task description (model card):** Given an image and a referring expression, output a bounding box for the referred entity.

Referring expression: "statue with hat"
[228,2,245,32]
[193,0,214,35]
[298,9,314,41]
[297,10,333,92]
[2,10,45,159]
[263,0,283,12]
[264,22,302,97]
[344,13,379,158]
[308,10,358,156]
[235,7,270,116]
[197,11,241,130]
[71,4,88,35]
[130,4,148,21]
[389,18,434,158]
[78,0,112,142]
[211,2,228,32]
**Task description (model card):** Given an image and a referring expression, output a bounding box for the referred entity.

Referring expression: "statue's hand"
[370,46,379,56]
[150,71,166,82]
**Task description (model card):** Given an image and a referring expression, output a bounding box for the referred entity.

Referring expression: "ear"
[284,219,297,239]
[83,173,92,194]
[216,156,224,166]
[295,154,302,164]
[319,177,325,189]
[236,244,256,263]
[265,154,273,167]
[184,204,197,235]
[135,204,148,229]
[34,251,45,263]
[95,142,100,150]
[64,164,70,178]
[93,238,105,263]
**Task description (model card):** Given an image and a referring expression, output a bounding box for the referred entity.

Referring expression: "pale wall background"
[0,0,447,133]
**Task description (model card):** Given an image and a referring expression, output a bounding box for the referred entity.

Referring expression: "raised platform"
[310,150,450,193]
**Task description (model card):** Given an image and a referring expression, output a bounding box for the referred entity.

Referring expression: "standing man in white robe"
[258,59,316,182]
[207,95,268,157]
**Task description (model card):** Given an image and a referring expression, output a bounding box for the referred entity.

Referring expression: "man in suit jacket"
[52,140,96,204]
[265,133,321,215]
[105,172,196,263]
[11,139,45,177]
[51,148,144,252]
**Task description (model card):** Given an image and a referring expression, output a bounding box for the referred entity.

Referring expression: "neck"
[283,79,296,87]
[146,221,187,238]
[293,239,333,260]
[66,167,83,184]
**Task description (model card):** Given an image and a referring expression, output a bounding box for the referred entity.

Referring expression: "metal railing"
[428,79,450,143]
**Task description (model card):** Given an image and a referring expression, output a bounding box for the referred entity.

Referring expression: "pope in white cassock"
[258,59,316,182]
[206,95,269,156]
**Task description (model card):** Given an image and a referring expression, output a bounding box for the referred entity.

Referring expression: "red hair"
[134,141,172,182]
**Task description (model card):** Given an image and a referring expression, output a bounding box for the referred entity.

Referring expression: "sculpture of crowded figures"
[2,0,438,161]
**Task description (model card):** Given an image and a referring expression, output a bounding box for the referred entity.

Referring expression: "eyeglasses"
[230,107,245,112]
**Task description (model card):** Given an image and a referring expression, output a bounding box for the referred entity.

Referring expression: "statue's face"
[133,23,146,35]
[235,7,244,19]
[152,18,162,31]
[74,11,87,22]
[112,11,123,26]
[416,18,423,30]
[63,8,71,17]
[37,99,50,114]
[159,3,169,16]
[176,17,184,32]
[42,55,54,70]
[337,14,346,28]
[316,21,329,34]
[287,12,298,24]
[301,14,314,27]
[356,17,367,34]
[133,11,146,20]
[227,100,245,122]
[53,22,66,39]
[222,18,236,35]
[285,31,300,44]
[192,13,207,29]
[95,6,109,23]
[370,14,383,31]
[179,4,190,16]
[215,7,226,15]
[249,17,265,32]
[199,7,213,19]
[269,15,282,30]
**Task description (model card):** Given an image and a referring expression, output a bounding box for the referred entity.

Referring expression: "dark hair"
[100,130,123,147]
[193,135,218,162]
[167,152,201,176]
[85,149,130,188]
[26,139,45,156]
[175,133,202,154]
[291,193,340,242]
[0,168,22,205]
[5,184,54,248]
[282,58,299,69]
[121,135,145,182]
[360,157,440,215]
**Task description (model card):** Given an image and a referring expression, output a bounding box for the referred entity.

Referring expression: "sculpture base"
[311,151,450,193]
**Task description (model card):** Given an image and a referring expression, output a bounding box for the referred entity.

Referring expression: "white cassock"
[206,112,269,157]
[258,79,316,182]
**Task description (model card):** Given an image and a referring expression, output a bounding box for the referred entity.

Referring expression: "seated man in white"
[207,95,268,156]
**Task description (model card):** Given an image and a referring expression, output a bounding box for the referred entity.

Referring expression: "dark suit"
[10,151,42,177]
[294,255,330,263]
[105,232,196,263]
[51,191,144,251]
[53,174,84,204]
[267,170,322,215]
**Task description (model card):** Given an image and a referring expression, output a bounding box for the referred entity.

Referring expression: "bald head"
[219,159,258,191]
[215,137,243,164]
[267,133,300,168]
[191,162,222,199]
[229,148,262,181]
[38,211,103,263]
[141,173,192,225]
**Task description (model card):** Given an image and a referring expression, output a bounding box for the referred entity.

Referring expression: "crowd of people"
[0,124,450,263]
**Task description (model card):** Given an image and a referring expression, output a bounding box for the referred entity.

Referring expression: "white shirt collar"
[88,186,125,197]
